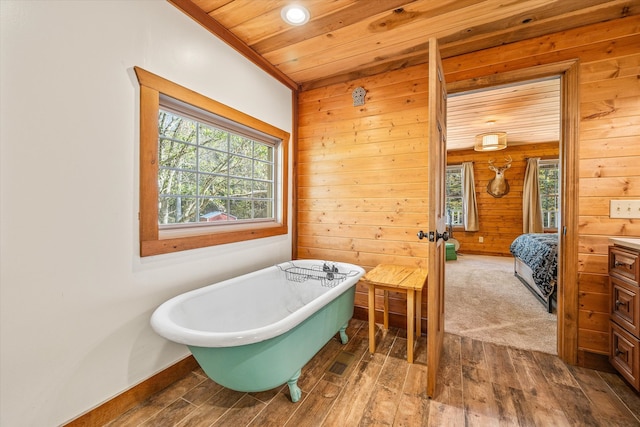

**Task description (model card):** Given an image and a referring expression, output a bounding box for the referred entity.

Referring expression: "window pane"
[254,143,273,162]
[446,166,464,225]
[539,160,559,229]
[230,134,253,156]
[199,174,228,197]
[253,200,272,219]
[160,170,197,196]
[160,139,197,171]
[198,147,228,174]
[199,124,228,151]
[229,155,253,178]
[253,180,272,198]
[229,199,252,219]
[229,178,252,197]
[254,160,273,180]
[159,196,198,224]
[157,104,279,227]
[199,198,234,222]
[159,111,196,143]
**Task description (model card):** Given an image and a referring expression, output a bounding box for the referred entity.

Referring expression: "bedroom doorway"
[443,60,579,363]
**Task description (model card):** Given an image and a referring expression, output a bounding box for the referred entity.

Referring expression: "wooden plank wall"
[447,142,559,257]
[297,15,640,356]
[577,27,640,355]
[297,66,430,328]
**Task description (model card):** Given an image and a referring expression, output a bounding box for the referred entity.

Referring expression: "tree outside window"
[446,165,463,226]
[158,110,275,226]
[539,159,559,230]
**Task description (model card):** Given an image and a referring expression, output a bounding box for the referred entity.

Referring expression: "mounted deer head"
[487,156,512,198]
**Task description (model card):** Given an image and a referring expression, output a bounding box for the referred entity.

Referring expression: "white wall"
[0,1,293,425]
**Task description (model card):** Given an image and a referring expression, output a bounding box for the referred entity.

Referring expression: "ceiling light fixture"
[281,5,310,26]
[474,121,507,151]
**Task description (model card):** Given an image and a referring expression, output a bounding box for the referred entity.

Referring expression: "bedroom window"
[539,159,559,230]
[446,165,464,226]
[135,67,290,257]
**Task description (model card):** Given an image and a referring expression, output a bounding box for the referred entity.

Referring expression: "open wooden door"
[426,37,447,398]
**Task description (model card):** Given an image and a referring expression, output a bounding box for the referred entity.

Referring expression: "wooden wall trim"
[559,60,580,365]
[167,0,299,90]
[63,356,198,426]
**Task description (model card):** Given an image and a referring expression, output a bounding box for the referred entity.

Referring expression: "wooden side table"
[362,264,428,363]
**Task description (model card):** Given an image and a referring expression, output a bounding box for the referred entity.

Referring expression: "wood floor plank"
[176,388,247,427]
[211,395,265,426]
[182,378,225,406]
[597,371,640,421]
[285,379,342,426]
[534,351,580,388]
[490,384,532,426]
[140,398,196,427]
[297,336,344,391]
[394,354,430,425]
[509,349,571,423]
[392,393,430,426]
[100,331,640,427]
[460,336,487,369]
[321,358,383,426]
[359,338,409,425]
[246,391,298,427]
[372,326,400,362]
[547,382,600,427]
[437,333,462,392]
[323,325,370,388]
[516,390,571,427]
[461,364,500,426]
[106,372,206,426]
[511,351,555,395]
[426,385,465,426]
[569,365,640,426]
[483,341,521,390]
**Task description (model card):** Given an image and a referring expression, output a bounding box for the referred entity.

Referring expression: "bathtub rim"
[150,259,364,348]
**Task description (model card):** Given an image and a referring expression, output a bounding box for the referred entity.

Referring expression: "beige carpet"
[445,253,557,354]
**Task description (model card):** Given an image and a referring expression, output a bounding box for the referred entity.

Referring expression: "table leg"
[383,290,389,329]
[416,289,422,338]
[368,283,376,354]
[407,289,415,363]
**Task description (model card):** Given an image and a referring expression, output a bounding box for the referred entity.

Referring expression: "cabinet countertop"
[610,238,640,251]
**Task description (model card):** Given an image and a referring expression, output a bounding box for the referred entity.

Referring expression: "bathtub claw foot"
[287,369,302,403]
[339,323,349,344]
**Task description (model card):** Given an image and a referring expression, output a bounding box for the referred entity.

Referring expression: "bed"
[509,233,558,313]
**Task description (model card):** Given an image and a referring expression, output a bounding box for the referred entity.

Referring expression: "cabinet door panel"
[611,277,640,337]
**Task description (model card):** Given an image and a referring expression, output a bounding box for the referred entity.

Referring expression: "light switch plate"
[610,200,640,219]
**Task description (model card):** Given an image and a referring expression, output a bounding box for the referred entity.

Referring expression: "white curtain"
[523,157,544,233]
[462,162,479,231]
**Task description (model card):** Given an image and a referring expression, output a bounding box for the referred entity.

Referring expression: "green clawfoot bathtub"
[151,260,364,402]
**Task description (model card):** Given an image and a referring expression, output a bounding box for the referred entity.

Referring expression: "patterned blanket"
[509,233,558,299]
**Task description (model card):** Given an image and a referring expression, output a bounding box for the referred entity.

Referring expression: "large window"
[135,67,289,257]
[539,159,559,230]
[158,100,277,226]
[446,165,463,226]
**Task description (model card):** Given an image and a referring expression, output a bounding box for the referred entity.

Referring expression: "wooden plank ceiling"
[174,0,637,149]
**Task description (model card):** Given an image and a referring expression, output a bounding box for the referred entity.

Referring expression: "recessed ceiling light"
[281,5,310,26]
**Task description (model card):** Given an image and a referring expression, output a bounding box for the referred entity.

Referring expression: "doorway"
[444,77,561,354]
[441,60,580,364]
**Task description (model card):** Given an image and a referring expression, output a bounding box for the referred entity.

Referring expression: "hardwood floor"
[105,319,640,426]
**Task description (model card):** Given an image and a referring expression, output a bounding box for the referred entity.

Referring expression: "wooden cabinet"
[609,243,640,391]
